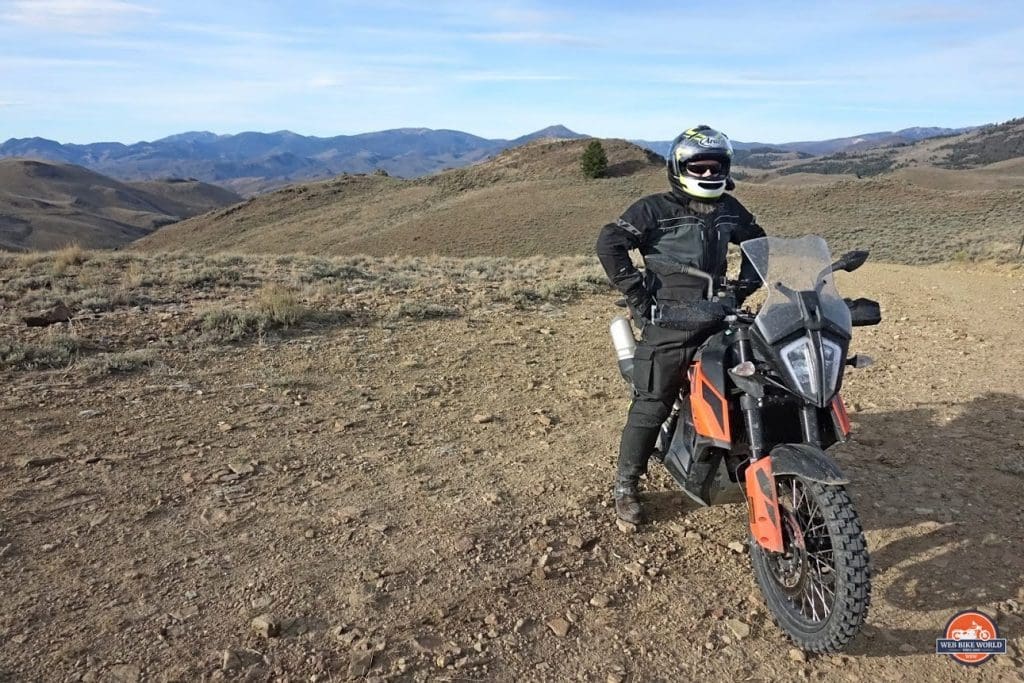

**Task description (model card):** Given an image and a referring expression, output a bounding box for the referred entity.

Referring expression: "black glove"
[624,286,654,325]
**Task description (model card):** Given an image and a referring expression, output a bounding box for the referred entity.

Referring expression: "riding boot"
[613,474,643,525]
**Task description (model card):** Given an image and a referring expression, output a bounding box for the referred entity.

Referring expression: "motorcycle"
[607,235,881,652]
[952,624,993,641]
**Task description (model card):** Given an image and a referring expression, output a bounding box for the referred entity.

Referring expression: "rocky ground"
[1,251,1023,681]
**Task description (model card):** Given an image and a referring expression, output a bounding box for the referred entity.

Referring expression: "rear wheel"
[750,476,871,652]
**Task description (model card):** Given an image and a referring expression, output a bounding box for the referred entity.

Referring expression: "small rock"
[23,301,73,327]
[913,507,935,516]
[538,327,554,335]
[412,634,443,654]
[566,535,585,550]
[251,614,280,638]
[898,643,915,654]
[304,529,316,539]
[546,617,571,637]
[218,422,234,432]
[788,648,806,663]
[455,535,475,552]
[222,650,241,671]
[624,562,644,577]
[17,455,65,468]
[78,409,103,418]
[484,613,499,627]
[727,541,746,554]
[348,650,374,678]
[513,618,527,633]
[536,413,557,427]
[589,594,612,608]
[228,461,254,475]
[615,519,637,534]
[606,675,625,683]
[726,619,751,640]
[472,413,494,424]
[107,664,141,683]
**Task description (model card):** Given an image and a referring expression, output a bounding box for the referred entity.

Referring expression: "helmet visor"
[684,159,725,178]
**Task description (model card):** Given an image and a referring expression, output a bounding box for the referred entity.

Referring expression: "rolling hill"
[0,159,240,251]
[135,136,1024,264]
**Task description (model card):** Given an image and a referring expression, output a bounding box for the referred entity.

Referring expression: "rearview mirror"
[830,250,869,273]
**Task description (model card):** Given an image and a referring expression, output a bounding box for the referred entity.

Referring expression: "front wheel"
[749,476,871,652]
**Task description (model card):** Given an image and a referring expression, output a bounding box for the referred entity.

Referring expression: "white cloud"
[467,31,595,46]
[2,0,158,33]
[878,4,984,23]
[455,71,571,82]
[0,56,131,69]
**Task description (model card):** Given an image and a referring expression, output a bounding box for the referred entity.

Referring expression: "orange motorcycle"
[609,235,881,652]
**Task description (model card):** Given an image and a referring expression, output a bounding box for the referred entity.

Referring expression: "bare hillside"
[134,139,666,256]
[0,159,241,251]
[136,138,1024,264]
[1,251,1022,680]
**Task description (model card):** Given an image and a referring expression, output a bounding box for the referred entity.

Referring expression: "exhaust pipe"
[609,316,637,382]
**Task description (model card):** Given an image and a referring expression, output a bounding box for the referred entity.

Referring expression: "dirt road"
[1,258,1023,681]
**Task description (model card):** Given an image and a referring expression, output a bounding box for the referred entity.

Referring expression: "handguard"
[653,300,726,331]
[845,297,881,326]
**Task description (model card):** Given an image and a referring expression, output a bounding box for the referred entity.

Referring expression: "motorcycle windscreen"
[741,235,853,344]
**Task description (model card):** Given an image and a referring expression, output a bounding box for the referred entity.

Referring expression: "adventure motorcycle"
[608,235,881,652]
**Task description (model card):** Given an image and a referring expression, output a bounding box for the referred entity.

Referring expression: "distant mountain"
[1,123,983,197]
[0,125,587,196]
[0,159,240,251]
[633,126,976,161]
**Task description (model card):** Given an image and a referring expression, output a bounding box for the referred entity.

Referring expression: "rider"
[596,125,766,525]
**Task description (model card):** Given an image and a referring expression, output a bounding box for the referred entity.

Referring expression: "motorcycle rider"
[596,125,766,525]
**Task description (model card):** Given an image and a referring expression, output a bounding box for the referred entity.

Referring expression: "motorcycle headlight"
[780,337,842,401]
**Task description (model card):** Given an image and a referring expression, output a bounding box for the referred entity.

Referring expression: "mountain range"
[1,124,973,196]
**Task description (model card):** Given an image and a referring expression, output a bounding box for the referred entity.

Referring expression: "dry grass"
[0,251,617,372]
[52,244,88,275]
[78,349,159,377]
[0,331,81,370]
[256,283,305,327]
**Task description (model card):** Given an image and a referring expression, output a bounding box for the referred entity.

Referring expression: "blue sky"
[2,0,1023,144]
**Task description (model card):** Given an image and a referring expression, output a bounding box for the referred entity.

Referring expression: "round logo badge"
[937,610,1004,665]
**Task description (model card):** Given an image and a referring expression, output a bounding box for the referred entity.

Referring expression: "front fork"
[735,328,786,553]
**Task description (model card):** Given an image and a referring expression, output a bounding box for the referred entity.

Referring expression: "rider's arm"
[596,199,653,295]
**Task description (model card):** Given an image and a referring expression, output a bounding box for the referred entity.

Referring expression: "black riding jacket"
[596,191,766,308]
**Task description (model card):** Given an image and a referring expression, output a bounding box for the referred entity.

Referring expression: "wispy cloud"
[1,0,158,33]
[878,4,984,23]
[467,31,595,46]
[0,100,28,107]
[455,71,572,82]
[0,55,132,69]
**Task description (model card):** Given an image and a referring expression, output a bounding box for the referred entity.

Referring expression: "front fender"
[769,443,849,485]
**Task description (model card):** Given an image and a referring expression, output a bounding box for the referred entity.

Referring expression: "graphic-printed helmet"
[667,125,733,200]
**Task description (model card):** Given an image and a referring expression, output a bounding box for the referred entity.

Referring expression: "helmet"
[667,125,733,200]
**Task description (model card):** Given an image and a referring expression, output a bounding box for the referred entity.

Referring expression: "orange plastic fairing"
[689,361,731,444]
[831,394,852,437]
[745,458,784,553]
